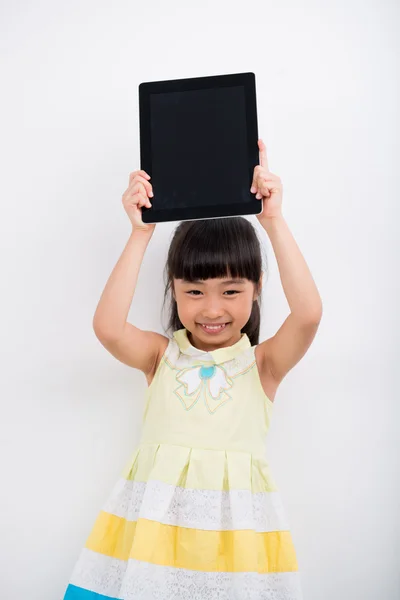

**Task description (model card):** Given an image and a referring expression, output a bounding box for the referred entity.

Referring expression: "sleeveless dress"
[63,328,303,599]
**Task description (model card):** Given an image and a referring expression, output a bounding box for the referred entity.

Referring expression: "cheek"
[175,296,193,318]
[241,295,257,315]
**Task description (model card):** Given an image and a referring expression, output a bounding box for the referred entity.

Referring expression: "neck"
[187,328,242,352]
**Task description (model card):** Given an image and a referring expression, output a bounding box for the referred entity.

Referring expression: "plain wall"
[1,1,399,598]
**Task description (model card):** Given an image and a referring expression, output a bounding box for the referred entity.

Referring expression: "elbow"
[92,315,104,337]
[93,323,109,341]
[309,301,323,324]
[295,300,323,325]
[92,318,123,341]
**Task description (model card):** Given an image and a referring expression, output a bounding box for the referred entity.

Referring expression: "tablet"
[138,72,261,224]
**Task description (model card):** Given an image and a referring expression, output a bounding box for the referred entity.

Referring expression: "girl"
[63,139,322,599]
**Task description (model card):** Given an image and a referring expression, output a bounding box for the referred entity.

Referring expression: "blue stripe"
[63,584,117,600]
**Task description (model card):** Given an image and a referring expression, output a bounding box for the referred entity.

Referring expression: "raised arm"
[251,140,323,384]
[257,214,322,383]
[93,170,167,376]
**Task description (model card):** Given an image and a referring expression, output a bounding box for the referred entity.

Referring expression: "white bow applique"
[174,363,233,413]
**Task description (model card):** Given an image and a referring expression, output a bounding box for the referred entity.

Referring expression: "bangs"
[168,218,262,284]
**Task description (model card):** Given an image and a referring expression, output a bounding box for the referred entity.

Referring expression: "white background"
[1,1,399,598]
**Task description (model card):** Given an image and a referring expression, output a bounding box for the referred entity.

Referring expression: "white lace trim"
[68,549,303,599]
[102,478,290,532]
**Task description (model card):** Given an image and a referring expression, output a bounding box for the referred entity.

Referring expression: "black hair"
[161,217,268,346]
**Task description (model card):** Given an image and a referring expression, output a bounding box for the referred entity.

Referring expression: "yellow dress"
[63,328,303,599]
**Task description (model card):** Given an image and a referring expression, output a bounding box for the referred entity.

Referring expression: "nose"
[200,300,227,320]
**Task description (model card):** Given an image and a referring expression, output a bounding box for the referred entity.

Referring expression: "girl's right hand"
[122,170,156,233]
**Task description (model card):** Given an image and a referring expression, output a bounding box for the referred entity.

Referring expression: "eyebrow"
[182,279,247,285]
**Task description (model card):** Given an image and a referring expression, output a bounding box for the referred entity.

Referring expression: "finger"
[253,169,280,191]
[258,139,269,171]
[256,190,270,199]
[125,185,152,208]
[123,181,143,201]
[129,170,151,184]
[256,183,271,199]
[250,168,259,194]
[250,166,264,194]
[260,178,278,195]
[256,177,275,199]
[129,169,151,182]
[134,191,152,208]
[130,176,153,198]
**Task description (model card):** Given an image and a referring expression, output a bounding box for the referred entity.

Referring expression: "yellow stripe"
[85,511,298,573]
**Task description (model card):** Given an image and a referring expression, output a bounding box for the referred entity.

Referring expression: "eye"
[186,290,240,296]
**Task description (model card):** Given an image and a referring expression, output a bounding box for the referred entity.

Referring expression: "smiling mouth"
[198,323,230,333]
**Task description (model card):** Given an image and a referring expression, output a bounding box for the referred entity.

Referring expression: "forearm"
[261,215,322,321]
[92,228,154,338]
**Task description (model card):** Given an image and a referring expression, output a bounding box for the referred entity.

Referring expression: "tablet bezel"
[138,72,261,223]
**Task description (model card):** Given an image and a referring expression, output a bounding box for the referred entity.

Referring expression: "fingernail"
[250,186,256,193]
[149,191,154,197]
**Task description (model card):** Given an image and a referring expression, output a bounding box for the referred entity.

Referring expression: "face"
[172,274,262,351]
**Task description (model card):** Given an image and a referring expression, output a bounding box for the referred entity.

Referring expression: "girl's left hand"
[250,139,283,221]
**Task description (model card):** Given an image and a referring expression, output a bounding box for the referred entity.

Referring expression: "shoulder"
[254,343,280,403]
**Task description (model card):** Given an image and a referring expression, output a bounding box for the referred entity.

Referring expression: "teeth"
[202,324,226,330]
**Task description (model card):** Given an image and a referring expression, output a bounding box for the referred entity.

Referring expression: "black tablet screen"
[150,86,249,209]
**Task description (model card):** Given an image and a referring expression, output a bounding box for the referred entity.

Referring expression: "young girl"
[63,139,322,599]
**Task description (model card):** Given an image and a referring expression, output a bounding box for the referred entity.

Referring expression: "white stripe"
[102,478,290,532]
[69,548,303,599]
